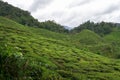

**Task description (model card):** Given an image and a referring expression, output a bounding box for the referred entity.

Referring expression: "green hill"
[71,29,120,58]
[104,31,120,58]
[0,1,68,33]
[0,1,38,27]
[105,31,120,42]
[71,29,104,45]
[71,21,118,36]
[1,17,120,80]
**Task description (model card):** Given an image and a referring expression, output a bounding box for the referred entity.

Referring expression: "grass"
[0,16,120,80]
[104,31,120,58]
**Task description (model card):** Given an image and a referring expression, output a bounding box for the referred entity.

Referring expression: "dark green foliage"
[71,21,117,36]
[0,41,25,79]
[0,1,39,27]
[0,1,68,33]
[39,20,69,33]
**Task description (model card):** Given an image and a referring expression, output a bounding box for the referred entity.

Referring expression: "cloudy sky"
[3,0,120,28]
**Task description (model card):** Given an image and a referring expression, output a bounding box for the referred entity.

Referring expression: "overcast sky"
[3,0,120,28]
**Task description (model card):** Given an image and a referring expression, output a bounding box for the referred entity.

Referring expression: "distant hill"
[39,20,69,33]
[71,21,119,36]
[0,1,38,27]
[70,29,120,58]
[116,23,120,27]
[1,1,119,35]
[64,26,72,30]
[0,1,68,33]
[72,29,103,45]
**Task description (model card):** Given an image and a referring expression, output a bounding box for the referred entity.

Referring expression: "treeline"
[0,1,38,27]
[0,1,68,33]
[71,21,119,36]
[39,20,69,33]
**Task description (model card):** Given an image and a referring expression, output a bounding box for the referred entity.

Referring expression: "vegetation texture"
[0,1,68,33]
[0,17,120,80]
[1,1,120,80]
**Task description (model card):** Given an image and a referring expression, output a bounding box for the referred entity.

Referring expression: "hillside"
[69,22,120,58]
[71,29,103,45]
[104,31,120,58]
[71,21,119,36]
[0,1,68,33]
[68,30,115,58]
[0,1,38,27]
[1,17,120,80]
[1,0,120,80]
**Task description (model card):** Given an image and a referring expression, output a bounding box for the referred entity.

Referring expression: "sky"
[3,0,120,28]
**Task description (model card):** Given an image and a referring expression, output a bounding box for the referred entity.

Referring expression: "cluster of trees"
[39,20,69,33]
[71,21,118,36]
[0,1,38,27]
[0,1,68,33]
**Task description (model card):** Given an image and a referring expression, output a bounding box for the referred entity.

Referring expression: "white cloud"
[29,0,53,12]
[3,0,33,10]
[3,0,120,28]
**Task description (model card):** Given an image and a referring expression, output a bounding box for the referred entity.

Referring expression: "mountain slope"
[71,29,104,45]
[0,1,68,33]
[71,21,118,36]
[0,1,37,27]
[69,29,120,58]
[104,31,120,58]
[1,17,120,80]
